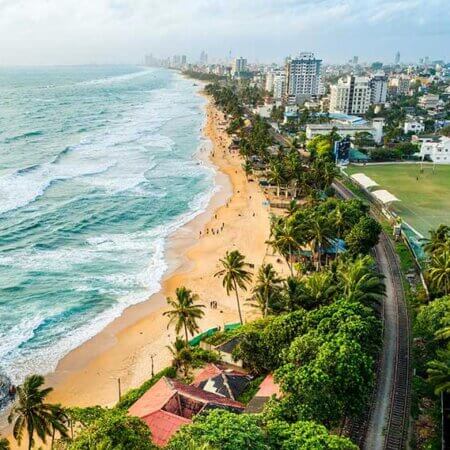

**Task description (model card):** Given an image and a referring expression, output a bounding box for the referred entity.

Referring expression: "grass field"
[345,163,450,237]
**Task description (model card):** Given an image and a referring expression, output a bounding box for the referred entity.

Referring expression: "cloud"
[0,0,448,65]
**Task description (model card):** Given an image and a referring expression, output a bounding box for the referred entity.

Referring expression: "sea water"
[0,66,214,385]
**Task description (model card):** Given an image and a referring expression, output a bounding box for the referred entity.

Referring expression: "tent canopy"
[350,173,379,189]
[371,189,400,204]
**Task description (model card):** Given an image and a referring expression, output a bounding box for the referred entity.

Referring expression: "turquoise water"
[0,66,213,384]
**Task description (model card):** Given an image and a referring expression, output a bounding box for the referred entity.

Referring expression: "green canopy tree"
[427,250,450,295]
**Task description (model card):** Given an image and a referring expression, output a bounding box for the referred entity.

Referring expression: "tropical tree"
[307,214,333,270]
[268,216,300,276]
[424,225,450,255]
[427,250,450,295]
[0,436,10,450]
[167,337,193,377]
[215,250,252,324]
[296,271,336,310]
[268,160,285,197]
[242,160,252,179]
[282,276,304,312]
[164,287,205,344]
[8,374,68,450]
[427,348,450,394]
[336,256,385,306]
[248,264,282,317]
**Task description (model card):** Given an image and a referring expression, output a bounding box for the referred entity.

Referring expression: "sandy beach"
[31,94,272,412]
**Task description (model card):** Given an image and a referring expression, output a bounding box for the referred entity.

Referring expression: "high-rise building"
[181,55,187,66]
[200,50,208,65]
[369,72,388,104]
[395,51,400,64]
[353,56,359,65]
[329,75,371,115]
[232,57,247,76]
[284,52,322,103]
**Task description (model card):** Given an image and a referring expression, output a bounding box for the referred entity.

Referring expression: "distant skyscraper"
[395,51,400,64]
[284,52,322,103]
[232,57,247,76]
[181,55,187,65]
[353,56,359,65]
[200,50,208,65]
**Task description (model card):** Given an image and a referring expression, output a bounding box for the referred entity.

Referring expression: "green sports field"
[345,163,450,237]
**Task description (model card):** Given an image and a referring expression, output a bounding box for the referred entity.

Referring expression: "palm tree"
[423,225,450,256]
[427,250,450,295]
[435,314,450,341]
[307,214,333,270]
[249,264,282,317]
[427,349,450,394]
[297,271,336,310]
[336,256,386,306]
[282,276,304,312]
[215,250,252,324]
[268,161,284,197]
[8,374,68,450]
[0,436,10,450]
[268,216,299,276]
[167,337,193,377]
[50,404,68,449]
[242,160,252,179]
[164,287,205,344]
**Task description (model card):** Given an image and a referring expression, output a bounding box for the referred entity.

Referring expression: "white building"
[232,57,247,76]
[388,75,411,95]
[285,52,322,103]
[418,94,441,110]
[306,119,384,144]
[329,75,372,115]
[418,136,450,163]
[369,72,388,105]
[273,71,286,100]
[404,120,425,134]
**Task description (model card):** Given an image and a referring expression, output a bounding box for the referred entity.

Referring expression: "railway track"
[332,180,411,449]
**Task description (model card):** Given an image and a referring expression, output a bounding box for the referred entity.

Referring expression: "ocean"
[0,66,214,386]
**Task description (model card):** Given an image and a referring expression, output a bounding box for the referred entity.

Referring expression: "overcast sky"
[0,0,449,66]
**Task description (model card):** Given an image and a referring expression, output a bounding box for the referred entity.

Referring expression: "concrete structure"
[330,75,372,115]
[265,70,285,100]
[418,136,450,163]
[306,118,384,144]
[285,52,322,103]
[418,94,440,110]
[369,72,388,105]
[404,119,424,134]
[232,57,247,76]
[389,75,410,95]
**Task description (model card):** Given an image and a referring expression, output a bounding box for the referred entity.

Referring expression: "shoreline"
[30,94,272,412]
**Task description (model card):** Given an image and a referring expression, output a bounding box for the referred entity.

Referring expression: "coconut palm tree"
[427,349,450,394]
[435,314,450,341]
[268,161,284,197]
[242,160,252,179]
[167,337,193,377]
[336,256,386,306]
[0,436,10,450]
[281,276,304,312]
[268,216,300,276]
[8,374,68,450]
[249,264,282,317]
[307,214,333,270]
[49,404,68,449]
[215,250,252,324]
[423,225,450,256]
[427,250,450,295]
[297,271,336,310]
[164,287,205,344]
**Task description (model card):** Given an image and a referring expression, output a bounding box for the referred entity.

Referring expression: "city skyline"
[0,0,449,66]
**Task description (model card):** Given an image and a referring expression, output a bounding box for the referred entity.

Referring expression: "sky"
[0,0,449,66]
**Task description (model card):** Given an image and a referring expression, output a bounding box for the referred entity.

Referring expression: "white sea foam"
[77,68,155,86]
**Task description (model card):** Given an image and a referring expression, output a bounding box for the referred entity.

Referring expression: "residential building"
[388,75,410,95]
[329,75,372,115]
[418,94,441,110]
[285,52,322,103]
[404,119,425,134]
[273,71,286,100]
[418,136,450,163]
[306,118,384,144]
[129,374,245,446]
[369,72,388,104]
[232,57,247,76]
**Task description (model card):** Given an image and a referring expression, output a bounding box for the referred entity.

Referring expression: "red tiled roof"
[128,377,175,418]
[169,378,245,409]
[141,410,191,447]
[192,363,247,386]
[255,374,281,398]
